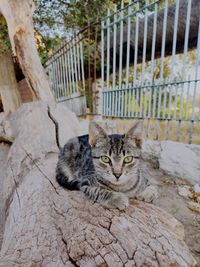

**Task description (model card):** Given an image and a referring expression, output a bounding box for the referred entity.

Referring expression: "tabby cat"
[56,121,158,210]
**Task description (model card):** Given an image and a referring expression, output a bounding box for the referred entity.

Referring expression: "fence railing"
[45,0,200,144]
[101,0,200,143]
[45,34,87,115]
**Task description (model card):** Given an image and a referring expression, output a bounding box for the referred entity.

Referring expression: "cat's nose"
[113,173,122,180]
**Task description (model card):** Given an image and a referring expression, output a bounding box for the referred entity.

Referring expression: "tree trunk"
[0,0,54,103]
[0,102,197,267]
[0,53,22,114]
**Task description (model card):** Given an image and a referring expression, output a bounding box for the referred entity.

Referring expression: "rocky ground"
[149,165,200,265]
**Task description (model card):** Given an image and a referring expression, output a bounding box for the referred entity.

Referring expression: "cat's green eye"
[101,155,111,164]
[124,156,134,164]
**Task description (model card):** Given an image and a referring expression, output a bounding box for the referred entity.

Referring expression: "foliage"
[33,0,124,63]
[0,14,11,53]
[34,0,121,35]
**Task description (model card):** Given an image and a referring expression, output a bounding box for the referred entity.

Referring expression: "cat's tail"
[56,173,80,191]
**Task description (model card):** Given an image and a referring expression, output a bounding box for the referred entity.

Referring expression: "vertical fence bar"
[136,83,139,118]
[148,83,152,119]
[112,5,117,92]
[125,0,132,117]
[131,85,135,118]
[64,45,70,96]
[148,82,152,119]
[177,82,184,141]
[119,0,124,89]
[147,81,152,138]
[160,0,168,82]
[121,85,125,117]
[125,0,131,87]
[56,55,61,99]
[149,0,158,137]
[161,0,168,121]
[139,84,143,118]
[182,0,192,79]
[190,17,200,143]
[67,43,73,96]
[106,9,111,116]
[101,20,105,115]
[162,78,169,119]
[61,50,65,96]
[58,51,64,97]
[106,9,110,90]
[54,55,60,99]
[116,1,123,117]
[70,43,75,94]
[167,80,173,120]
[109,90,112,117]
[133,0,139,86]
[141,0,149,84]
[157,82,162,120]
[112,6,117,117]
[173,82,178,120]
[117,87,121,117]
[62,49,67,97]
[52,57,58,100]
[132,1,139,117]
[80,37,85,93]
[167,0,180,137]
[75,35,83,96]
[150,3,158,81]
[76,36,81,86]
[128,83,131,117]
[112,89,115,117]
[185,80,190,120]
[61,48,67,97]
[140,0,149,118]
[178,0,192,140]
[143,82,147,118]
[116,86,119,117]
[152,79,157,118]
[170,0,179,82]
[47,65,52,95]
[55,54,60,99]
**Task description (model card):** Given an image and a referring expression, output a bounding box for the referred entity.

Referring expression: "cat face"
[89,121,142,185]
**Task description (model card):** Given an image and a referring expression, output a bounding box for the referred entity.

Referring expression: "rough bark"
[0,102,197,267]
[0,0,54,103]
[0,53,22,114]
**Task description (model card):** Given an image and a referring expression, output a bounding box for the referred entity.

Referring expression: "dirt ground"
[0,142,200,265]
[149,164,200,266]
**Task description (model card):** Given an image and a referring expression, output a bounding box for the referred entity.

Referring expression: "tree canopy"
[33,0,122,63]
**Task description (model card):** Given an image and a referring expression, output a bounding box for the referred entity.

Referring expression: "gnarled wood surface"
[0,53,22,114]
[0,103,197,267]
[0,0,54,103]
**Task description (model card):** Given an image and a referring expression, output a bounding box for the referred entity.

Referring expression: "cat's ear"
[125,121,143,148]
[89,121,108,148]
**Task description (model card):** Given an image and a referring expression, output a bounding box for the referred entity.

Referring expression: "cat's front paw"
[104,193,129,210]
[136,185,158,203]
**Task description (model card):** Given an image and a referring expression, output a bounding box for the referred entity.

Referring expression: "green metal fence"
[101,0,200,143]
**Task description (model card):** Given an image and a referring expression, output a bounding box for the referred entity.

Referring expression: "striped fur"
[56,121,158,210]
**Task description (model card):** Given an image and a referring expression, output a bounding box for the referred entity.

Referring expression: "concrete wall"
[58,95,86,116]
